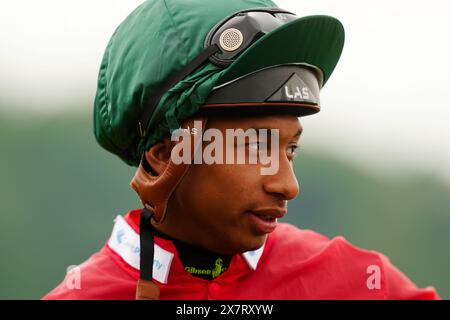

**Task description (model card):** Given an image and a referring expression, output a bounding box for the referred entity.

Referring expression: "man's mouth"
[254,214,277,222]
[246,208,287,234]
[250,208,286,219]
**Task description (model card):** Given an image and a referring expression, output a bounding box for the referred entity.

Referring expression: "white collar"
[107,215,265,284]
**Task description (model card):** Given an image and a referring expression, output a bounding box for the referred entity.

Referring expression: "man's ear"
[144,137,173,176]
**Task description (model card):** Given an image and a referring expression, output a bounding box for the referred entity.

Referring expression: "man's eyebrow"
[293,128,303,138]
[246,126,303,138]
[246,126,273,133]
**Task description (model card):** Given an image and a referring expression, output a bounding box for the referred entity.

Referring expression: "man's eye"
[287,145,299,158]
[247,141,267,151]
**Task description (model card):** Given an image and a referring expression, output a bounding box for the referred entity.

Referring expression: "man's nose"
[262,157,300,201]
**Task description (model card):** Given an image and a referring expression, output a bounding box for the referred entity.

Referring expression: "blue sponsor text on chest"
[116,228,164,269]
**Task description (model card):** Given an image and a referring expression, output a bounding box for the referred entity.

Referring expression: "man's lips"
[248,208,287,219]
[245,208,287,234]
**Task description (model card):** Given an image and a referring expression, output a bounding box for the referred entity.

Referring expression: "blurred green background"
[0,113,448,299]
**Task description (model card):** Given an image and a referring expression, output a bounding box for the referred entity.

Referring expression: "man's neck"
[151,225,232,280]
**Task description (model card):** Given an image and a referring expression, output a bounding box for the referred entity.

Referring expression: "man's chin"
[239,234,267,253]
[218,233,267,255]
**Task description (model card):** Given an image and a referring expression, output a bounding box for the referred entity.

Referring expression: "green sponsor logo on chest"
[185,258,227,278]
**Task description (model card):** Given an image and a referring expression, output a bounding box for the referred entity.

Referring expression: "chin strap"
[131,117,207,300]
[136,206,160,300]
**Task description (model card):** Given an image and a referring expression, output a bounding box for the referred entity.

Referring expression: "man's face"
[164,114,302,254]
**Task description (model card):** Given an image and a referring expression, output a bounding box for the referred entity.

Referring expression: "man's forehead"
[208,115,302,135]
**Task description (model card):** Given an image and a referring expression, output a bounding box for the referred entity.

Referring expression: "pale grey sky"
[1,0,449,184]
